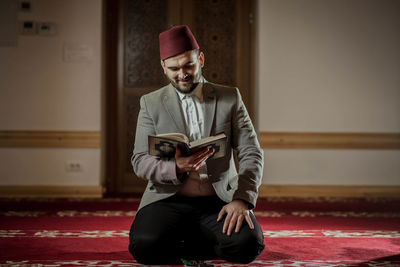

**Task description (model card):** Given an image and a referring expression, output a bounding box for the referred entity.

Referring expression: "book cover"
[148,133,227,159]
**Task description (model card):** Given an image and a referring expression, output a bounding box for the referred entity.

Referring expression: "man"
[129,25,264,265]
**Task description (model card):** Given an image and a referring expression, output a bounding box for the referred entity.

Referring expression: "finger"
[192,162,203,171]
[189,150,216,172]
[227,213,238,236]
[192,154,210,169]
[193,147,209,156]
[245,214,255,230]
[192,148,211,161]
[217,207,226,222]
[223,212,233,234]
[190,149,215,167]
[196,149,215,164]
[195,147,214,160]
[235,214,244,233]
[206,148,215,157]
[193,155,207,167]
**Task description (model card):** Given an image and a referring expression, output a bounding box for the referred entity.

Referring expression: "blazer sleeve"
[131,95,182,185]
[231,88,264,209]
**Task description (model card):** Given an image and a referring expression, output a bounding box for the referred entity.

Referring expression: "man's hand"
[217,199,254,236]
[175,146,214,174]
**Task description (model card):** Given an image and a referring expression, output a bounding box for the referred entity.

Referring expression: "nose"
[177,68,186,80]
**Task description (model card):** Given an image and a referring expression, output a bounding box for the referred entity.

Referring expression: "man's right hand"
[175,146,214,174]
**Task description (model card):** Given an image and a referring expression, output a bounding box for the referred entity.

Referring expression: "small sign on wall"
[63,43,93,62]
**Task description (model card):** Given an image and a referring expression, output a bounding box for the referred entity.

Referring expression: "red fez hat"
[159,25,199,60]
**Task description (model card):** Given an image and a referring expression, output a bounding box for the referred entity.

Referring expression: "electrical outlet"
[37,22,57,36]
[65,161,83,172]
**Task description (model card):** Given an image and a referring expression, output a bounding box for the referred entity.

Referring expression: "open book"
[148,133,227,159]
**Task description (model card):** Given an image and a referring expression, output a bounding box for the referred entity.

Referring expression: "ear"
[160,60,167,74]
[199,52,205,68]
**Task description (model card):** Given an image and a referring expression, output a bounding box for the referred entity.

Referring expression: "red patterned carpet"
[0,196,399,266]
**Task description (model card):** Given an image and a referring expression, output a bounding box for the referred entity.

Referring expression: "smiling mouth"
[178,77,192,83]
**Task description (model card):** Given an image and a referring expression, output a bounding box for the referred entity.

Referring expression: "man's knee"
[129,233,182,265]
[129,233,160,264]
[218,230,265,263]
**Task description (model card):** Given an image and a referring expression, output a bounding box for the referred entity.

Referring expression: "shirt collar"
[175,78,204,102]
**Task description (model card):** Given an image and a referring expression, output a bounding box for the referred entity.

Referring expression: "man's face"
[161,50,204,94]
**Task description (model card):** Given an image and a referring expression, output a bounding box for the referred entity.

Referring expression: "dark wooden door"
[104,0,255,194]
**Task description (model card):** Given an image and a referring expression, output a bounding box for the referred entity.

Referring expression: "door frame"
[103,0,122,195]
[103,0,258,195]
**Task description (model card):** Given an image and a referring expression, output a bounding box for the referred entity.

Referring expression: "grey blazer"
[131,82,263,210]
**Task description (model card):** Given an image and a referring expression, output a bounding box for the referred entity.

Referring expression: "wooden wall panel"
[258,185,400,198]
[0,185,103,198]
[124,0,167,87]
[259,132,400,149]
[193,0,237,86]
[0,131,100,148]
[2,131,398,150]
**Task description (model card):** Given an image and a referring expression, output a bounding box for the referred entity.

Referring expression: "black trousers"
[129,195,265,265]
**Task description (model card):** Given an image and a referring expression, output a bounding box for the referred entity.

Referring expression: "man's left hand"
[217,199,254,236]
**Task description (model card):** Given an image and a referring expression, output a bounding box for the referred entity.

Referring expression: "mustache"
[177,75,192,82]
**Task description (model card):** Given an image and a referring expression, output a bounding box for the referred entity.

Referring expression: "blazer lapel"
[162,84,186,134]
[203,82,216,137]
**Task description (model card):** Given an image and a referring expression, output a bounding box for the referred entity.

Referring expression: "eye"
[184,63,195,69]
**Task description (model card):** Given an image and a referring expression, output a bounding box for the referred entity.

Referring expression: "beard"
[168,70,202,94]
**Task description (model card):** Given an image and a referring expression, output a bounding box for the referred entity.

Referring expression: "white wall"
[0,148,100,186]
[0,0,102,186]
[1,0,399,188]
[256,0,400,185]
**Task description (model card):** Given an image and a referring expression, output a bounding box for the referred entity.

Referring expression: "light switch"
[19,0,32,12]
[20,20,36,35]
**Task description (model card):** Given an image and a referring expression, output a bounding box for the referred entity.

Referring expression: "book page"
[156,133,189,144]
[189,133,226,148]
